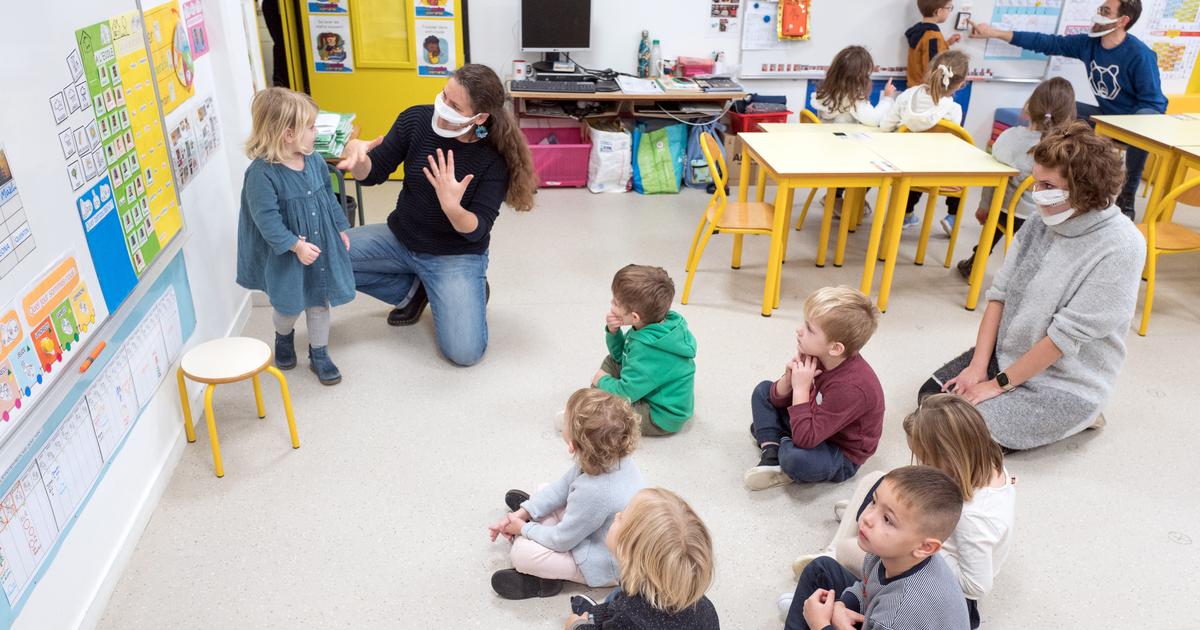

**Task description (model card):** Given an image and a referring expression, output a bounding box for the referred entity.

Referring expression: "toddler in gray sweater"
[488,388,644,600]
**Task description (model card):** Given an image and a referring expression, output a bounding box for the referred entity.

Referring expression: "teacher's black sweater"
[363,105,509,255]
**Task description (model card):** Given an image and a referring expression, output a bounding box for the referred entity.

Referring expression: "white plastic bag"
[586,125,632,193]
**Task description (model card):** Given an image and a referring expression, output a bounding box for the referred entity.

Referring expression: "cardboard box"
[722,133,758,185]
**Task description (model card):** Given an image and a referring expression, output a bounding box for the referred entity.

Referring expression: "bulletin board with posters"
[0,0,198,622]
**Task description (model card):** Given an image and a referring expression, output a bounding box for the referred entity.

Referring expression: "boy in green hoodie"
[591,265,697,436]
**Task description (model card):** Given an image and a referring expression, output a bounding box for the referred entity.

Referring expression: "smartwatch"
[996,371,1015,392]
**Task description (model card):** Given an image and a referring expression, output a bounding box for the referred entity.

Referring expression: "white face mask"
[1033,188,1074,224]
[1089,12,1118,38]
[431,92,478,138]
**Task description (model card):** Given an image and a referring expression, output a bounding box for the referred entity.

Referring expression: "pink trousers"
[509,486,588,584]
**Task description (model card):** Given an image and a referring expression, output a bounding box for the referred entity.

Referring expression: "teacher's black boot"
[387,282,428,326]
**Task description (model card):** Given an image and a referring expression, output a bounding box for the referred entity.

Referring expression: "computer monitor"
[520,0,591,52]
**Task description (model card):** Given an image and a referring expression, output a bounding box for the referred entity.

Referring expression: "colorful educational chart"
[182,0,210,59]
[0,149,35,281]
[74,14,182,310]
[167,98,221,190]
[310,14,354,72]
[415,0,453,17]
[0,256,104,445]
[144,2,194,114]
[308,0,348,13]
[415,14,455,76]
[985,0,1064,60]
[0,252,194,618]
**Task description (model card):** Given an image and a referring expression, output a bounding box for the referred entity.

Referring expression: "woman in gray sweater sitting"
[920,121,1146,451]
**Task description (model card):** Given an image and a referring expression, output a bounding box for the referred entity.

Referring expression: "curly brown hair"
[814,46,874,115]
[565,388,639,476]
[1032,120,1125,213]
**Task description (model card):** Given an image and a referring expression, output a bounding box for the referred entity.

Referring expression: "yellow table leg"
[914,192,938,265]
[252,373,266,419]
[1139,245,1157,336]
[834,189,857,267]
[177,367,195,443]
[864,177,907,303]
[878,178,920,313]
[265,366,300,449]
[780,186,796,265]
[815,188,836,267]
[203,384,224,478]
[763,180,792,316]
[966,180,1007,310]
[738,146,751,203]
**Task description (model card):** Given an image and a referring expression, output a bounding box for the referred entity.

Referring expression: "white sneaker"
[777,592,794,621]
[792,550,835,581]
[940,214,956,236]
[829,197,845,219]
[833,499,849,522]
[743,465,793,490]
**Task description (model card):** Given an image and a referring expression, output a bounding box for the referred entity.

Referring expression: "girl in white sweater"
[784,394,1014,629]
[955,77,1076,278]
[810,45,896,125]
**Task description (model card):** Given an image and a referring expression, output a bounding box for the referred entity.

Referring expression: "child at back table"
[786,395,1015,629]
[954,77,1075,278]
[565,488,720,629]
[489,388,644,600]
[236,87,354,385]
[811,46,897,126]
[881,49,970,231]
[745,286,884,491]
[906,0,961,87]
[591,265,697,436]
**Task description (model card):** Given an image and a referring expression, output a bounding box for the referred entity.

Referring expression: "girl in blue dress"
[236,88,354,385]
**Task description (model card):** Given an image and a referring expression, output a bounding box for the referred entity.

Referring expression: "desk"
[758,122,883,134]
[1093,114,1200,223]
[738,132,898,316]
[856,134,1016,312]
[323,125,365,226]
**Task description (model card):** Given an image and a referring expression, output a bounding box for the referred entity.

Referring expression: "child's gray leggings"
[272,306,330,347]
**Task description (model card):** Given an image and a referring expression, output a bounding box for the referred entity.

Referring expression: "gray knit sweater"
[980,205,1145,449]
[521,457,644,587]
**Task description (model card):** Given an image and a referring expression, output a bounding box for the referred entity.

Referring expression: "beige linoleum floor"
[98,182,1200,629]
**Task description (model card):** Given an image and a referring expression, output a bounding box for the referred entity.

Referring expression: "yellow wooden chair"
[682,132,776,304]
[898,120,975,268]
[1136,175,1200,336]
[1002,176,1034,253]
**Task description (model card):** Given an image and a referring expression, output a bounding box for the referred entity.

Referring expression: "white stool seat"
[181,337,272,384]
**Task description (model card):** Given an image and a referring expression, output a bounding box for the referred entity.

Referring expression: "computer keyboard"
[510,80,597,93]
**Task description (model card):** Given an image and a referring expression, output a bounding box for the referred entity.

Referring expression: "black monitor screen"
[521,0,591,51]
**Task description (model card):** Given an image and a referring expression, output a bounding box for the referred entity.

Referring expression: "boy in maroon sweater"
[745,287,885,490]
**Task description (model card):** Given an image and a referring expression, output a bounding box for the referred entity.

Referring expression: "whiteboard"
[737,0,1059,81]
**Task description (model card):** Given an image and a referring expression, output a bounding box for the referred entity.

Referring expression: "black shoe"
[505,489,530,512]
[275,331,297,370]
[388,282,429,326]
[571,594,598,615]
[758,444,780,467]
[956,256,974,280]
[491,569,563,600]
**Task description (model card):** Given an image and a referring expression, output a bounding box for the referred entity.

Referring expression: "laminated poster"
[415,19,455,77]
[310,15,354,73]
[415,0,453,18]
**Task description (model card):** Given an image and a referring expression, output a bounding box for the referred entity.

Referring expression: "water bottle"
[638,31,651,78]
[650,39,662,78]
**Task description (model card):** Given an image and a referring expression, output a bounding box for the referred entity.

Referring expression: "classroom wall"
[467,0,1047,147]
[11,0,256,627]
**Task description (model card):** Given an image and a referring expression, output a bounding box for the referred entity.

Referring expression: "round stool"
[175,337,299,477]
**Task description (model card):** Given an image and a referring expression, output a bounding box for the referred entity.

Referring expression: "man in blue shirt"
[971,0,1167,220]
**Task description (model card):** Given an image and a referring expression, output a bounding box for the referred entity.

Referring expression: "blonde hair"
[245,87,318,163]
[1026,77,1076,134]
[564,388,639,476]
[614,488,714,614]
[903,394,1004,503]
[803,286,880,357]
[926,50,969,103]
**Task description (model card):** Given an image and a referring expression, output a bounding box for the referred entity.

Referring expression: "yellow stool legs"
[252,374,266,419]
[203,384,224,478]
[265,366,301,449]
[177,367,195,443]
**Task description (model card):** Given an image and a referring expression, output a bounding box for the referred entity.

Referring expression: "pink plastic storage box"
[522,126,590,187]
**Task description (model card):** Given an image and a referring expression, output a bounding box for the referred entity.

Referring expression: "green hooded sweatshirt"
[597,310,697,432]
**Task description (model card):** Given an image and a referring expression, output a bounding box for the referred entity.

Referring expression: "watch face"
[997,372,1009,387]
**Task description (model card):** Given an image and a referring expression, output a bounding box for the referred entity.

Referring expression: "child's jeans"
[510,484,587,583]
[785,556,860,630]
[750,381,859,483]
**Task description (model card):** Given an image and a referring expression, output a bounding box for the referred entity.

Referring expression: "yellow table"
[737,132,899,316]
[855,134,1017,312]
[757,122,884,134]
[1093,114,1200,221]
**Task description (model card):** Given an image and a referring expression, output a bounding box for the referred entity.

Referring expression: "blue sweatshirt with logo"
[1010,32,1167,115]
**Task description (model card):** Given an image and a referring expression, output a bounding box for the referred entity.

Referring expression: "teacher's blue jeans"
[347,223,488,366]
[1077,102,1159,221]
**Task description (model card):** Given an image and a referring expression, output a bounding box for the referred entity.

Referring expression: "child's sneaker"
[792,550,835,581]
[505,489,530,512]
[275,331,296,370]
[940,214,956,236]
[777,592,793,621]
[571,594,598,615]
[902,212,920,229]
[833,499,849,522]
[490,568,563,599]
[744,444,791,490]
[308,345,342,385]
[956,255,975,280]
